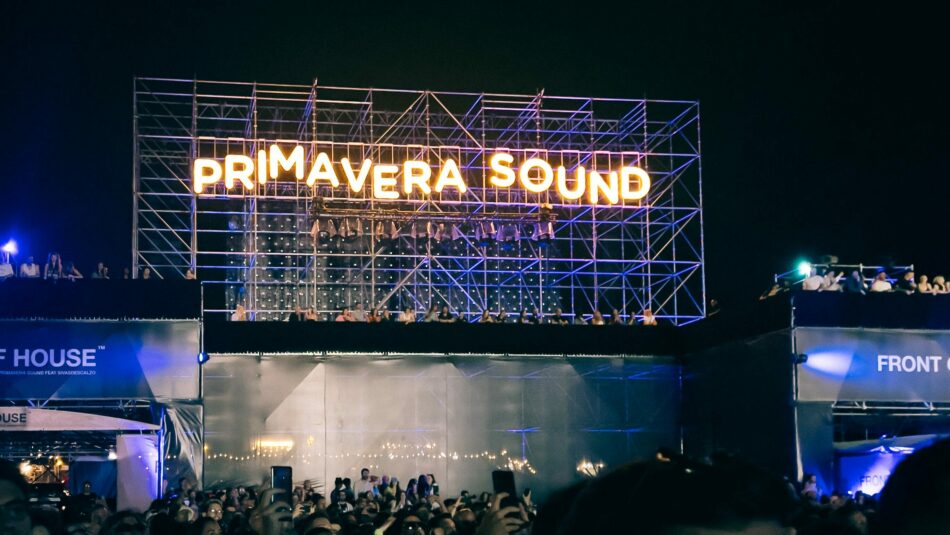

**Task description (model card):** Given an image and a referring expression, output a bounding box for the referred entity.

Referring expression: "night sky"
[2,2,947,309]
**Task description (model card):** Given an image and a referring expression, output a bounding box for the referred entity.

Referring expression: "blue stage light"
[1,240,17,255]
[197,352,210,365]
[797,261,812,277]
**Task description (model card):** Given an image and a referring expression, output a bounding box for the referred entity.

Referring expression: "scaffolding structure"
[133,78,705,323]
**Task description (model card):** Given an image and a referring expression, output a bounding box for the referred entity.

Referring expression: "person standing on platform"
[641,308,658,326]
[352,302,367,322]
[399,306,417,323]
[335,307,355,322]
[591,310,605,325]
[44,252,63,280]
[19,256,40,278]
[438,305,456,323]
[288,305,304,322]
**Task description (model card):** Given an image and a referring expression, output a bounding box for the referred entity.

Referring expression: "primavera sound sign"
[193,145,651,205]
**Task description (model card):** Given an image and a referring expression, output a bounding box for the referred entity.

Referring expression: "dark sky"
[2,1,947,308]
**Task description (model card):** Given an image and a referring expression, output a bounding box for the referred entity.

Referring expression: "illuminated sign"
[193,144,651,205]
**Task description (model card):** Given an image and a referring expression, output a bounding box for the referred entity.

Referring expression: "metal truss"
[134,78,705,324]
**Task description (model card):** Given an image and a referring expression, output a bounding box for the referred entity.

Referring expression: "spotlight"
[1,240,17,255]
[107,450,117,461]
[794,353,808,365]
[197,352,210,365]
[797,261,812,277]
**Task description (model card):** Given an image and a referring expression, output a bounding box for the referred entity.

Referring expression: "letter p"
[194,159,223,193]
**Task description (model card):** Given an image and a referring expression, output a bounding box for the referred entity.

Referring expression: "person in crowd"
[367,308,381,323]
[478,310,494,323]
[91,261,109,279]
[496,309,509,323]
[423,305,439,322]
[305,307,318,321]
[399,307,417,324]
[185,268,196,280]
[63,260,84,280]
[352,303,367,322]
[590,310,605,325]
[820,269,843,291]
[19,255,40,278]
[201,499,223,523]
[933,275,947,293]
[517,309,530,324]
[536,453,794,535]
[437,305,456,323]
[550,307,569,325]
[800,473,819,500]
[877,437,950,535]
[917,274,934,294]
[608,309,622,325]
[335,307,355,322]
[231,304,247,321]
[288,305,304,322]
[896,270,916,293]
[530,307,543,325]
[405,479,418,505]
[641,308,658,326]
[44,252,63,280]
[759,279,790,300]
[626,310,641,326]
[416,475,431,499]
[0,252,12,280]
[870,272,892,292]
[141,267,152,280]
[0,460,33,535]
[845,270,867,294]
[801,267,823,291]
[380,309,393,322]
[190,516,221,535]
[573,313,588,325]
[356,468,375,495]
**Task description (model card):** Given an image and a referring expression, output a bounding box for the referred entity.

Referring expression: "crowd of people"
[0,252,196,282]
[235,304,661,327]
[3,437,948,535]
[761,267,949,300]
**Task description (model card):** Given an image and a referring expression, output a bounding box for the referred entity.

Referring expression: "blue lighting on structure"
[801,348,853,377]
[197,352,210,365]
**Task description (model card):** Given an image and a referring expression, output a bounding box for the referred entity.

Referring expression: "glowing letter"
[268,145,305,180]
[555,166,586,201]
[489,153,516,187]
[403,160,432,195]
[341,158,372,192]
[434,159,467,194]
[587,170,619,205]
[519,158,554,193]
[373,165,399,199]
[305,152,340,187]
[620,166,651,200]
[257,149,267,184]
[225,155,256,189]
[193,159,222,193]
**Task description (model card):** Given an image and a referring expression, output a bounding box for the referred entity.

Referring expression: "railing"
[773,263,915,285]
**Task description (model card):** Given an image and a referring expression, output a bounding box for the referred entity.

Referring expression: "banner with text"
[796,327,950,402]
[0,321,199,400]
